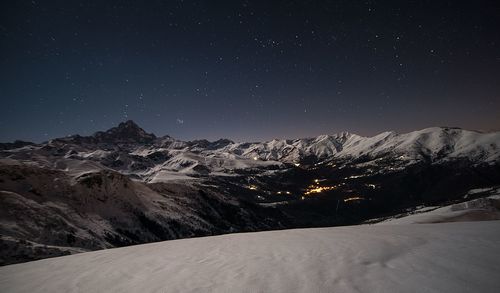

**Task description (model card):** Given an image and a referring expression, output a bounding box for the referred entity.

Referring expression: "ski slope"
[1,220,499,293]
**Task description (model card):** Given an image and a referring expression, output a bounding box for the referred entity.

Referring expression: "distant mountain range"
[1,120,498,182]
[1,121,499,265]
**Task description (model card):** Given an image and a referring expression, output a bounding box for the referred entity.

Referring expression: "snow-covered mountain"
[225,127,500,164]
[1,121,499,265]
[0,161,288,265]
[1,121,498,183]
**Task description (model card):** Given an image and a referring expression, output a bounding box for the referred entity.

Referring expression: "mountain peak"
[94,120,156,144]
[117,120,141,130]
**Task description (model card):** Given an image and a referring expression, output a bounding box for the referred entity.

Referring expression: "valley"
[1,121,499,265]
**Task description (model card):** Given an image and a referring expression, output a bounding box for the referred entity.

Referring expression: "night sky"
[1,1,499,143]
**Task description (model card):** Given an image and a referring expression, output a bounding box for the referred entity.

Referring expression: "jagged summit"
[103,120,151,137]
[49,120,157,145]
[93,120,156,144]
[116,120,143,130]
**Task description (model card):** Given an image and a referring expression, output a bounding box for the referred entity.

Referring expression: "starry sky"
[1,0,499,143]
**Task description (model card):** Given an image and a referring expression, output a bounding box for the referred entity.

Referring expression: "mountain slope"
[1,220,499,293]
[1,122,498,183]
[0,162,288,265]
[224,127,500,164]
[1,121,499,265]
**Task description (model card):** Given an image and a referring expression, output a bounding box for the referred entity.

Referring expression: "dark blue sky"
[1,0,499,142]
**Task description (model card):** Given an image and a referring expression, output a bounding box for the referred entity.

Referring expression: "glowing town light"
[304,186,336,195]
[252,156,258,161]
[248,185,258,190]
[285,191,291,195]
[343,196,364,203]
[294,163,301,167]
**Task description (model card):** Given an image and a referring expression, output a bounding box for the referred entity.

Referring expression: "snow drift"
[1,220,499,293]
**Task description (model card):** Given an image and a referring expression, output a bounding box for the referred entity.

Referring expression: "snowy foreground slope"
[1,220,500,293]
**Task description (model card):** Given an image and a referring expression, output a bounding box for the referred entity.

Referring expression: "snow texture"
[378,194,500,224]
[1,220,500,293]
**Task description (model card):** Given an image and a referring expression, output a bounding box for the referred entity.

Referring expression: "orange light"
[304,186,336,195]
[343,196,364,202]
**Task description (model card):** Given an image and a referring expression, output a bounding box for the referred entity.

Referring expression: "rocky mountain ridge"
[1,121,498,183]
[1,121,499,265]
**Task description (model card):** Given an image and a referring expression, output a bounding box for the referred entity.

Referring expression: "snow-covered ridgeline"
[1,122,499,182]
